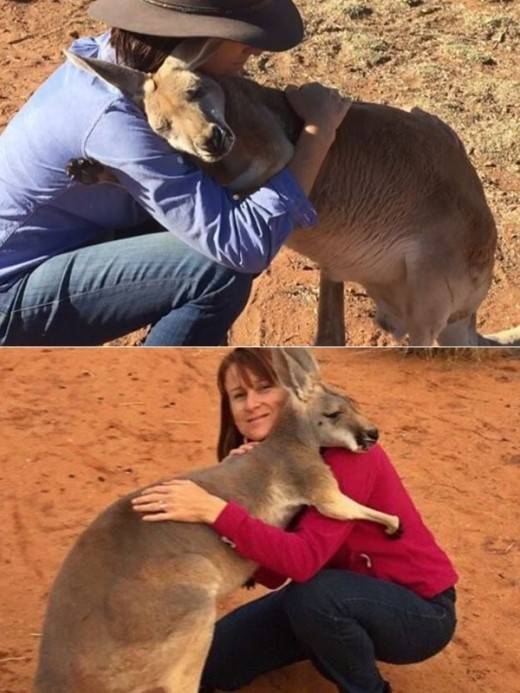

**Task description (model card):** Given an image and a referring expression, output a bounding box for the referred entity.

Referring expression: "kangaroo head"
[64,38,235,163]
[271,349,379,453]
[146,57,234,162]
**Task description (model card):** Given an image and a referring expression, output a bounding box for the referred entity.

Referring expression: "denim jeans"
[0,230,253,346]
[201,570,457,693]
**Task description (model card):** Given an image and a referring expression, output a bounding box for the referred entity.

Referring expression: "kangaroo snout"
[356,427,379,451]
[203,124,235,158]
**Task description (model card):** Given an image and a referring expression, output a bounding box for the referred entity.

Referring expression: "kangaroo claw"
[385,518,403,539]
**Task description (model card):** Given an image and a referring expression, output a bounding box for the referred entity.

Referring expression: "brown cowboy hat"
[88,0,304,52]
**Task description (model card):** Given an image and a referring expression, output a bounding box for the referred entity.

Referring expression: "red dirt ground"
[0,348,519,692]
[0,0,518,345]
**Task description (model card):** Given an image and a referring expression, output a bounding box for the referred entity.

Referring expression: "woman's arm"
[84,100,316,274]
[132,479,354,582]
[83,83,349,274]
[251,566,287,590]
[133,448,378,583]
[212,448,378,582]
[285,83,352,196]
[212,500,355,583]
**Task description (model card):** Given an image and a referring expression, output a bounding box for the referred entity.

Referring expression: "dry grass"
[403,346,519,361]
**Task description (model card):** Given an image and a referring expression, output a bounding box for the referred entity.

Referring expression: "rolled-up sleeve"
[84,99,318,273]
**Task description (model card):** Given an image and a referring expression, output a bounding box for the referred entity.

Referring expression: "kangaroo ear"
[165,37,223,71]
[63,50,154,107]
[271,348,319,400]
[285,348,319,377]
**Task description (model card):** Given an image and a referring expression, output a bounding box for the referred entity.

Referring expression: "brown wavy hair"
[216,348,281,461]
[110,28,184,72]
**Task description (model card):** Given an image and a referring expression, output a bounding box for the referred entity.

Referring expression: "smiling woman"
[130,348,458,693]
[224,366,288,442]
[217,348,288,453]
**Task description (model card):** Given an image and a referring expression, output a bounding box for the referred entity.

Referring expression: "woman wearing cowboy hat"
[0,0,350,346]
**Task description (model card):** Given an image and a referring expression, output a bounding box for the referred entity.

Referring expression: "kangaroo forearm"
[288,126,336,196]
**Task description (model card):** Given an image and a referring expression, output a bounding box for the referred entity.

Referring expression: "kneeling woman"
[132,349,458,693]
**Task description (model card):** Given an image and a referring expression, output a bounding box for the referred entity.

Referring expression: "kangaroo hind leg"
[316,272,346,346]
[437,312,479,346]
[154,599,216,693]
[405,259,454,346]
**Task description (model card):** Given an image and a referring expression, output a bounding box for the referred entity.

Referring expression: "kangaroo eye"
[187,86,204,101]
[155,121,171,136]
[324,411,341,420]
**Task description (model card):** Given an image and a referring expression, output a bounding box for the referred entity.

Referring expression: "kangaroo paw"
[385,519,403,539]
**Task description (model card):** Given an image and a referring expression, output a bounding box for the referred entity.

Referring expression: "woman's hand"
[228,441,260,456]
[131,479,227,524]
[285,82,352,139]
[285,82,352,196]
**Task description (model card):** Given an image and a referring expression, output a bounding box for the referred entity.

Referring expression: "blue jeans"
[201,570,457,693]
[0,231,252,346]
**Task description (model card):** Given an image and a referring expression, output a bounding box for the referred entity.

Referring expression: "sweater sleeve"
[252,566,287,590]
[212,448,378,582]
[84,100,317,274]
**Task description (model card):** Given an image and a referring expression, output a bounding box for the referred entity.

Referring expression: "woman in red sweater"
[132,349,458,692]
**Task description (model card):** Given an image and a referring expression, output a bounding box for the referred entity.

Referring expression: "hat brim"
[88,0,304,52]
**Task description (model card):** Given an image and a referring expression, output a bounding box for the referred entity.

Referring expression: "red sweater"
[212,445,458,599]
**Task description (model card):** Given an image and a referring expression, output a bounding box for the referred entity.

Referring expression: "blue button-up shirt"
[0,33,317,290]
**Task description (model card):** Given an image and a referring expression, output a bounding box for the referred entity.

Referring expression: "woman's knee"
[198,264,253,314]
[281,570,383,635]
[282,571,347,628]
[222,269,253,308]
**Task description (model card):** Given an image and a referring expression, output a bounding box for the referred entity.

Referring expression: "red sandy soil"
[0,0,518,345]
[0,348,519,692]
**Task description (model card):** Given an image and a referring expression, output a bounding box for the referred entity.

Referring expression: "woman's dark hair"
[216,348,280,461]
[110,28,184,72]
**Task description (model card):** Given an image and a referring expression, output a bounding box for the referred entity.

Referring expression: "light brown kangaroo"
[64,43,520,347]
[34,349,401,693]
